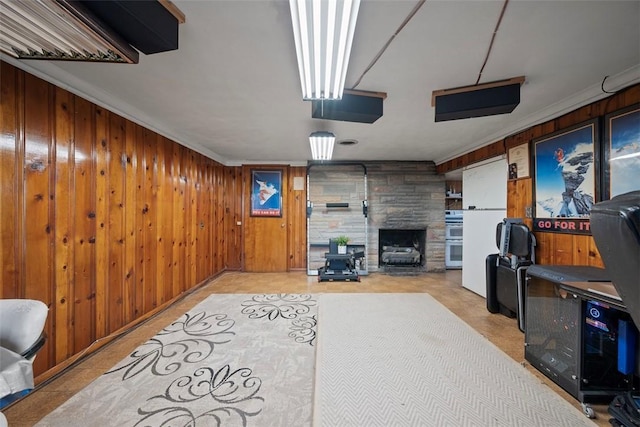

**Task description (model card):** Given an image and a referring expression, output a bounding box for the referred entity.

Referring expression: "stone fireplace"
[308,161,445,273]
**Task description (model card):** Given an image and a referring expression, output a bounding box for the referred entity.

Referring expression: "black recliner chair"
[486,219,536,332]
[591,191,640,425]
[590,190,640,329]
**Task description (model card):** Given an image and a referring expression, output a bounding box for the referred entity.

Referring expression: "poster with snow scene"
[533,119,599,234]
[603,104,640,200]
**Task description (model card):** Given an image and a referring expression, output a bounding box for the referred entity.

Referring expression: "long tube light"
[309,131,335,160]
[0,0,139,63]
[289,0,361,100]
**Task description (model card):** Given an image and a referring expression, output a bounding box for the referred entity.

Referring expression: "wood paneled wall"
[287,167,308,270]
[0,61,240,377]
[438,84,640,267]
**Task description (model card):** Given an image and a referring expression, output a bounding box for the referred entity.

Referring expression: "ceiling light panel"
[309,131,335,160]
[0,0,139,63]
[289,0,361,100]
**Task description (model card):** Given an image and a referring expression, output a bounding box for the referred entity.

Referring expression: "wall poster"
[533,119,599,234]
[250,170,282,217]
[602,103,640,200]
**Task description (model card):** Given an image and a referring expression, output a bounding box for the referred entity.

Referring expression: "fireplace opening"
[378,229,426,269]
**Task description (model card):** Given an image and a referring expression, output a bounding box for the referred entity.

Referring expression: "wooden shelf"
[445,197,463,210]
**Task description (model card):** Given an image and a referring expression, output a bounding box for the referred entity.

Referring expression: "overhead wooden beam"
[344,89,388,100]
[159,0,186,24]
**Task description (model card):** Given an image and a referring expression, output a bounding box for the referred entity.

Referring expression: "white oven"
[445,239,463,268]
[445,223,463,240]
[445,210,463,269]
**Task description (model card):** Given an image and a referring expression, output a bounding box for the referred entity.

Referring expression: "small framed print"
[250,170,282,217]
[507,143,530,180]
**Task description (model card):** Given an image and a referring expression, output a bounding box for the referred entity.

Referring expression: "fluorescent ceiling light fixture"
[0,0,139,63]
[309,131,335,160]
[289,0,361,100]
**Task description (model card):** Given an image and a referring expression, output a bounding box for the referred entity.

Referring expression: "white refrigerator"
[462,157,507,297]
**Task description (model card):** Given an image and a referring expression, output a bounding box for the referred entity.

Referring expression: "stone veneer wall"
[308,161,445,272]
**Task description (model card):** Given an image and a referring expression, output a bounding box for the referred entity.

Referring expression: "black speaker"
[79,0,180,54]
[312,92,384,124]
[434,83,521,122]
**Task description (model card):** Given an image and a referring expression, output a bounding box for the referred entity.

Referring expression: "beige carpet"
[313,293,596,427]
[35,292,597,427]
[36,294,318,427]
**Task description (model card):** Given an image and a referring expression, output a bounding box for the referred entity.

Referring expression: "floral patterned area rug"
[36,294,317,427]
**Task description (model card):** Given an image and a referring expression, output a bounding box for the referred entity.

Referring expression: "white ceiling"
[3,0,639,168]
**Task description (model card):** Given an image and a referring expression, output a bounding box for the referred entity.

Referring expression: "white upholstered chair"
[0,299,48,409]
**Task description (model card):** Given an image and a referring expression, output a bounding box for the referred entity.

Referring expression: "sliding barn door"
[242,166,289,272]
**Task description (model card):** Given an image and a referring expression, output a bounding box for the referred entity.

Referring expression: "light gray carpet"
[36,294,317,427]
[37,292,597,427]
[313,293,596,427]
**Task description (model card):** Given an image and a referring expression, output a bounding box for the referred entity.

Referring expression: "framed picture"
[250,170,282,217]
[507,143,530,180]
[532,119,599,234]
[602,103,640,200]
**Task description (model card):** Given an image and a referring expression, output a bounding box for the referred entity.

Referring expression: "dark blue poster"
[251,170,282,217]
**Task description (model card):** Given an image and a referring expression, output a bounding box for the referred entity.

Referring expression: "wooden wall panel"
[212,163,221,271]
[23,73,54,374]
[162,136,175,304]
[287,166,307,270]
[107,113,126,334]
[184,150,193,289]
[0,61,231,379]
[124,120,138,323]
[131,122,145,320]
[171,143,183,297]
[225,167,242,270]
[0,61,20,299]
[72,97,96,353]
[214,164,224,272]
[142,127,158,314]
[94,107,109,340]
[442,83,639,268]
[53,87,74,363]
[155,135,167,305]
[436,140,506,175]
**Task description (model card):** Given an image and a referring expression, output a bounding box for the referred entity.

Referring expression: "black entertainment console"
[525,265,638,408]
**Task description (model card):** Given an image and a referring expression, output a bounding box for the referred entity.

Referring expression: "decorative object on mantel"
[335,236,349,254]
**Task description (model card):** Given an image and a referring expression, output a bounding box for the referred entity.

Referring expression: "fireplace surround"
[308,161,445,273]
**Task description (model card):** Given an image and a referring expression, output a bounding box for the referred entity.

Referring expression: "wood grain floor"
[3,270,606,426]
